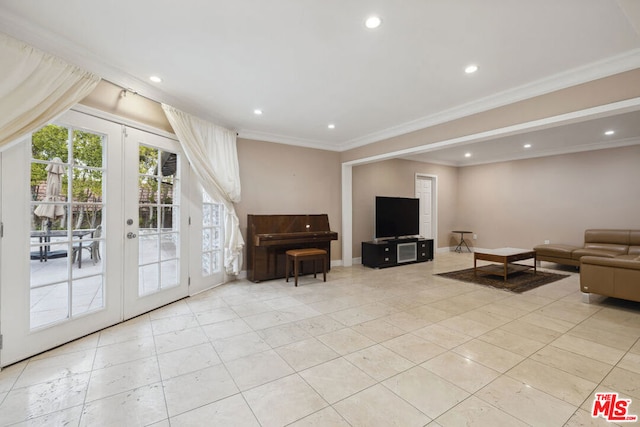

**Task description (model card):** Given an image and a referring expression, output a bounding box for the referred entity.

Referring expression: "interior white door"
[416,175,434,239]
[122,127,189,319]
[188,180,225,295]
[0,110,123,366]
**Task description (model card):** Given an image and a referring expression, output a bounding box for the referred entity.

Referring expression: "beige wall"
[80,80,173,133]
[456,145,640,250]
[235,138,343,262]
[352,159,458,257]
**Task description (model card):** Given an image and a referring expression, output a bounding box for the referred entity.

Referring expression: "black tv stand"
[362,238,433,269]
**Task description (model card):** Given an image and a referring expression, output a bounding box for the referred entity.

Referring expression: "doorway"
[415,174,437,248]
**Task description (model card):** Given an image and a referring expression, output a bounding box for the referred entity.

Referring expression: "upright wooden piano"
[247,214,339,282]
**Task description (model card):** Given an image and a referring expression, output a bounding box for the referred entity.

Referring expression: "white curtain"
[0,32,101,149]
[161,104,245,275]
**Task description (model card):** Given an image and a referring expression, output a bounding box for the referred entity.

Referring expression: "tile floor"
[2,252,640,426]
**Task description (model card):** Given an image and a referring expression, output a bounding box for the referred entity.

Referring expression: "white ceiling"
[2,0,640,162]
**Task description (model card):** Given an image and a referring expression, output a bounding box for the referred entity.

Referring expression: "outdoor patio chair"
[72,225,102,265]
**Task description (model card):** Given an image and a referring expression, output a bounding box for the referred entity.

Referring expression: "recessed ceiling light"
[149,75,162,83]
[465,64,478,74]
[328,124,335,129]
[365,16,382,29]
[464,152,472,158]
[524,143,532,148]
[253,109,263,115]
[604,130,615,136]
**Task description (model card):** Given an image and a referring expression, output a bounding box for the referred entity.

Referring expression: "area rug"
[436,267,569,293]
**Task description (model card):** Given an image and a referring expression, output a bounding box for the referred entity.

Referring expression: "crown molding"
[341,49,640,151]
[237,129,343,151]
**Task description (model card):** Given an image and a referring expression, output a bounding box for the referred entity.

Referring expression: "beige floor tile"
[280,303,323,322]
[568,322,639,351]
[93,336,156,370]
[13,349,94,389]
[275,337,339,371]
[18,405,83,427]
[97,316,153,347]
[551,334,625,365]
[200,317,253,341]
[256,322,311,347]
[530,345,613,383]
[618,352,640,375]
[162,365,238,417]
[478,328,546,356]
[0,372,90,425]
[435,396,529,427]
[350,318,406,342]
[421,351,500,393]
[151,314,199,335]
[437,315,494,337]
[476,376,577,426]
[535,299,603,324]
[211,331,271,362]
[453,339,524,373]
[474,300,530,319]
[80,383,167,426]
[601,367,640,399]
[295,315,345,336]
[334,383,431,426]
[382,333,447,364]
[85,356,160,402]
[506,358,598,406]
[317,328,375,355]
[519,311,578,333]
[564,408,621,427]
[412,323,473,349]
[225,349,294,391]
[299,358,376,403]
[382,311,433,331]
[383,366,469,419]
[288,406,350,426]
[170,393,259,427]
[157,342,221,380]
[153,327,209,354]
[498,319,562,344]
[0,361,26,394]
[243,310,291,330]
[193,306,238,325]
[243,374,327,427]
[344,344,414,381]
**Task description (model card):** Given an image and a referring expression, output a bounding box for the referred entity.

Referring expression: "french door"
[122,127,189,318]
[0,110,189,366]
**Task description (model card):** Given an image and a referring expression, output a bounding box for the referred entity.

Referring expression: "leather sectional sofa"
[534,229,640,303]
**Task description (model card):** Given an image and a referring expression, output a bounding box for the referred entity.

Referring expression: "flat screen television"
[375,196,420,239]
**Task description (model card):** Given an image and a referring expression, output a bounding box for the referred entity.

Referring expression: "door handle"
[127,232,137,239]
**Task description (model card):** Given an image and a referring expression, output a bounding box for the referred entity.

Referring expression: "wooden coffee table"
[474,248,536,282]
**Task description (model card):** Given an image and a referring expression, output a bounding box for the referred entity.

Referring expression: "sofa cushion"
[580,255,640,270]
[572,247,624,260]
[584,229,630,246]
[534,244,578,258]
[628,245,640,256]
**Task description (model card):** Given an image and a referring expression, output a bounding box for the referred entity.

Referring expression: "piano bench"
[285,248,327,287]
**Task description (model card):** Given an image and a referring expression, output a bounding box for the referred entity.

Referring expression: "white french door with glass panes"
[122,127,189,319]
[0,110,123,365]
[0,110,189,366]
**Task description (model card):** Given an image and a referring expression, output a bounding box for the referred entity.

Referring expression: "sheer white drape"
[161,104,245,275]
[0,33,100,149]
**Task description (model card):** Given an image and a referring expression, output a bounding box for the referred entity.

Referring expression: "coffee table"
[474,248,536,282]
